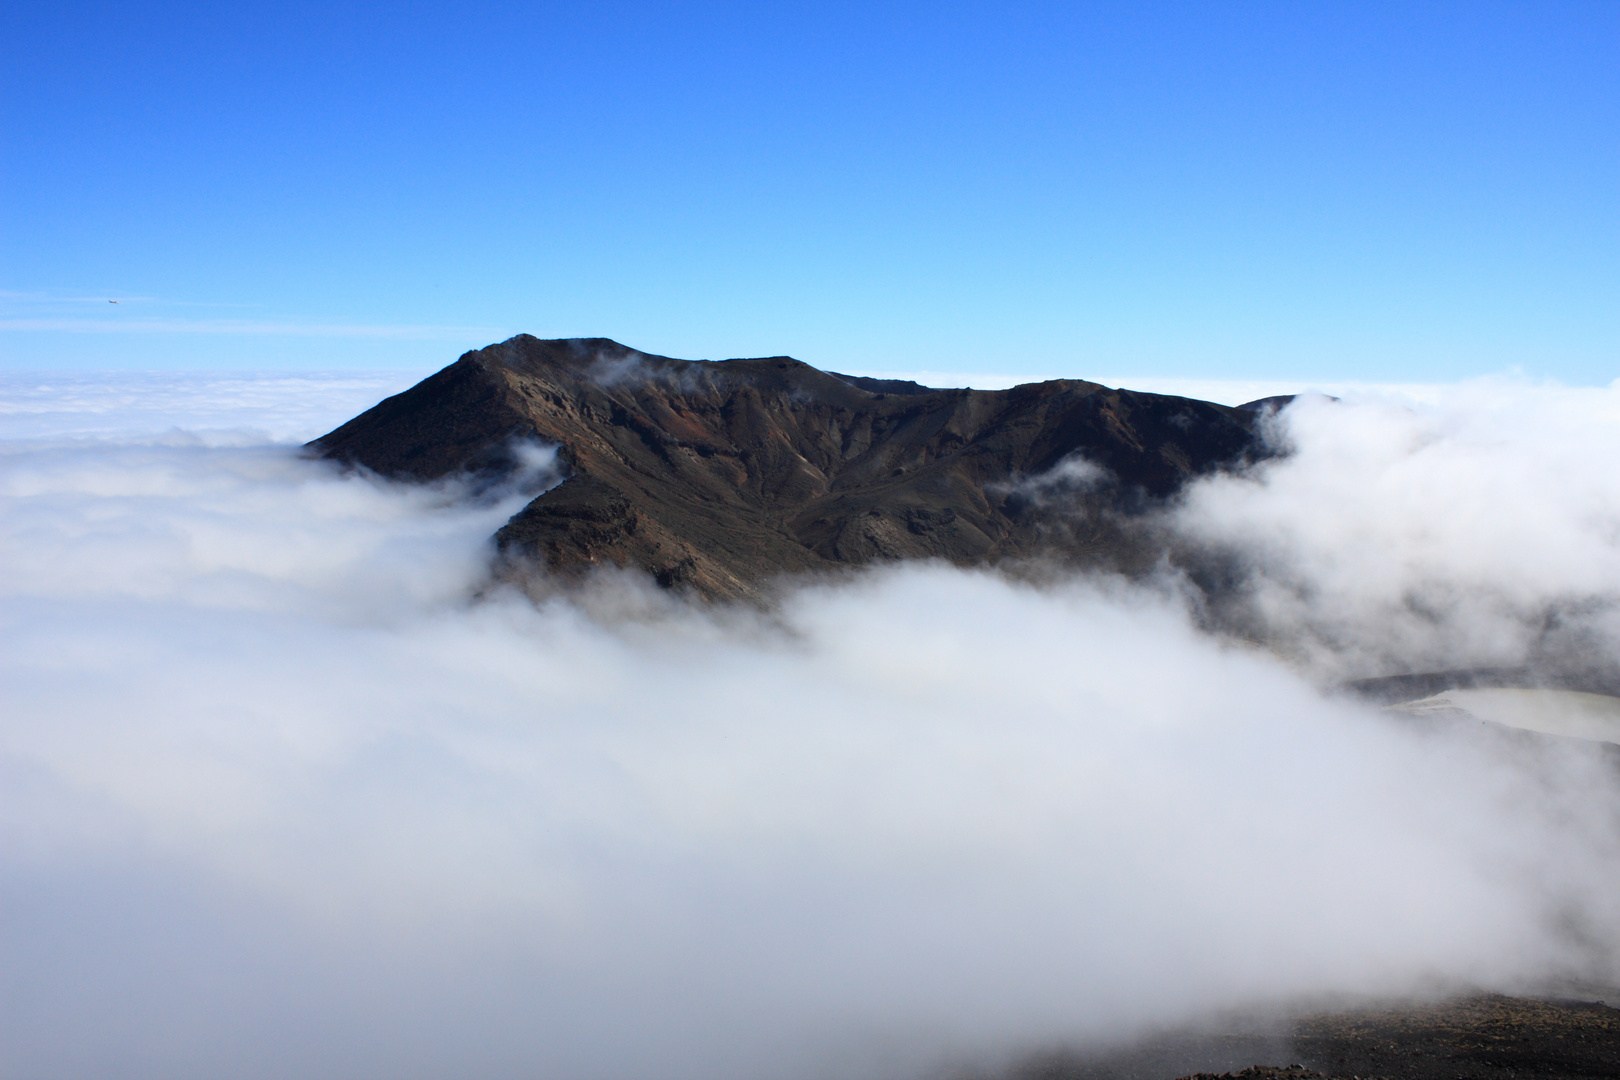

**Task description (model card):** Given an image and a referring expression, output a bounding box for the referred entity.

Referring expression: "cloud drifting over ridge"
[2,377,1619,1080]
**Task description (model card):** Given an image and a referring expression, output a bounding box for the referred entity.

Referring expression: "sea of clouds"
[2,371,1619,1080]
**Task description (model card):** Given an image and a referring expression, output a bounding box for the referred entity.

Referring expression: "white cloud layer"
[0,370,428,441]
[2,375,1619,1080]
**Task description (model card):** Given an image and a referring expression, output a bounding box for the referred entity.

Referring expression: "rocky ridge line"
[311,335,1268,600]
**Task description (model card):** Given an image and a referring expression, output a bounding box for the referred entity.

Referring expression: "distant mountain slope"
[311,336,1265,599]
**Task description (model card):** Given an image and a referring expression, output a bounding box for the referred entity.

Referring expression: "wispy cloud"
[0,291,506,341]
[0,290,162,305]
[0,317,507,340]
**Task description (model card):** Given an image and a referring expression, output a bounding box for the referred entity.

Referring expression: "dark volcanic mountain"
[311,336,1266,599]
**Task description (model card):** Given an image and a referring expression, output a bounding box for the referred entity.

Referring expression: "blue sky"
[3,1,1616,384]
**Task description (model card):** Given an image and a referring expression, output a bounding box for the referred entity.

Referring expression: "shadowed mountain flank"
[311,336,1266,599]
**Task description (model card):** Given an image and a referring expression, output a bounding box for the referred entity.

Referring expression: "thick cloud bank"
[1176,383,1620,682]
[2,376,1618,1080]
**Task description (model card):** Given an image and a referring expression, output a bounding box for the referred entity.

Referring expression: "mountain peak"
[311,338,1266,599]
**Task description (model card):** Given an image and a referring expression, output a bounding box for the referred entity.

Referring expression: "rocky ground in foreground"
[996,994,1620,1080]
[1284,994,1620,1080]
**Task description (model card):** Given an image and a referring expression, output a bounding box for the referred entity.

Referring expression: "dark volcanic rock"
[311,336,1266,599]
[1288,994,1620,1080]
[1346,666,1620,704]
[983,994,1620,1080]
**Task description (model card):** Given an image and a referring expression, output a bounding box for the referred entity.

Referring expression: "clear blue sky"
[3,1,1617,384]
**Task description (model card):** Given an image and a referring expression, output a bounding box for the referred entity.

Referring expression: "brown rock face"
[310,336,1265,599]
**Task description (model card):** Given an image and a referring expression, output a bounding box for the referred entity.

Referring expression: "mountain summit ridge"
[311,335,1267,599]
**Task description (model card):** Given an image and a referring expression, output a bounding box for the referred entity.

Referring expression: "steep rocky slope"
[311,336,1266,599]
